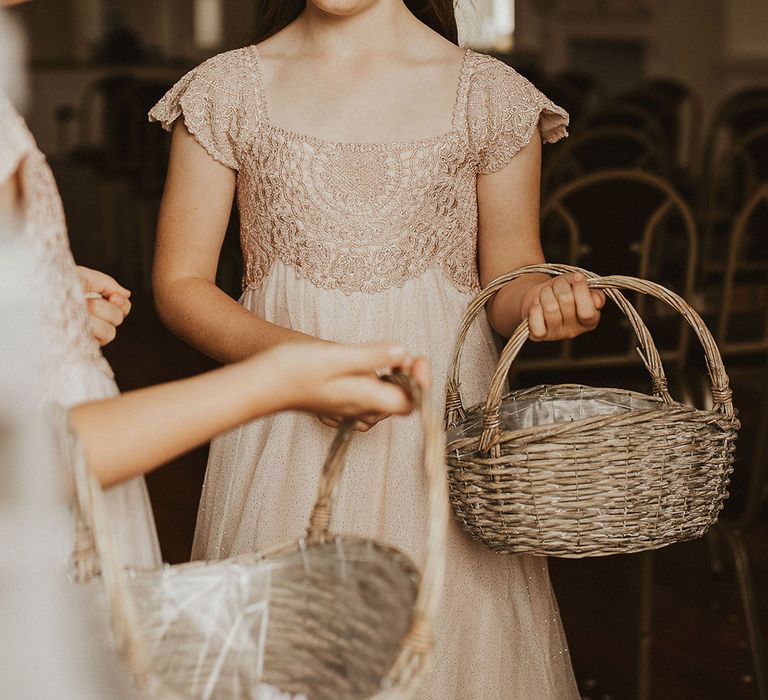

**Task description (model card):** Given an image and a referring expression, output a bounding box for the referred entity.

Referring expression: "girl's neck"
[292,1,425,61]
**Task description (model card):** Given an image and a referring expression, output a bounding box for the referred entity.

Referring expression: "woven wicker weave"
[444,264,739,558]
[71,374,448,699]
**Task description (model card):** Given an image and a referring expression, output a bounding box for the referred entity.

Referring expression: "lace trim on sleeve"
[148,53,248,171]
[469,57,569,175]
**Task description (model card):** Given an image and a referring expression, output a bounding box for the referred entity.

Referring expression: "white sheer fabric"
[0,92,161,570]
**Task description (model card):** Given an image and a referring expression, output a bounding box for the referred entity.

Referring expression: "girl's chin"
[308,0,382,17]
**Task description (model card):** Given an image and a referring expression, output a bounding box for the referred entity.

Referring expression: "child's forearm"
[485,273,550,337]
[155,275,317,362]
[69,357,283,488]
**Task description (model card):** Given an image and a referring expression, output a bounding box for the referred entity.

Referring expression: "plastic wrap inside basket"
[447,385,664,449]
[122,539,419,700]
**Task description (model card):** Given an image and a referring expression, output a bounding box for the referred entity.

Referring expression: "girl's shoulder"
[460,51,569,174]
[149,45,261,124]
[181,46,259,89]
[148,46,262,170]
[463,50,544,100]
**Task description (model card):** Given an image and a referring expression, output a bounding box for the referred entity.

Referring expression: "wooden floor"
[98,298,767,700]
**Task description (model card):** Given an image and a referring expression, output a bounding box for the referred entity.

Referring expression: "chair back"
[543,126,670,194]
[716,181,768,357]
[535,170,698,372]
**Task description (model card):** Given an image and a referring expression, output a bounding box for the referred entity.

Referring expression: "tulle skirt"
[193,264,578,699]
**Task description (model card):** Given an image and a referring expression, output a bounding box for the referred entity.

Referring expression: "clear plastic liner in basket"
[116,538,418,700]
[64,371,442,700]
[447,385,663,449]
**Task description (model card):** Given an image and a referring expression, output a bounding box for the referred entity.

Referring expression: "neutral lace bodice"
[150,48,568,295]
[1,93,113,398]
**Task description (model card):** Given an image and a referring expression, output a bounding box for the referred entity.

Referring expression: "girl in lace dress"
[0,40,425,579]
[151,2,605,697]
[0,91,161,570]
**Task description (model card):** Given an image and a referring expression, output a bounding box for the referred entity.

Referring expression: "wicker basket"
[444,263,739,558]
[69,374,448,699]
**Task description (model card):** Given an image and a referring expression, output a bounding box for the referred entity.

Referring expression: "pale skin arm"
[477,128,605,340]
[153,122,310,363]
[70,342,429,488]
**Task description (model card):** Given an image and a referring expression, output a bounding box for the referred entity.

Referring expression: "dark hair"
[253,1,458,45]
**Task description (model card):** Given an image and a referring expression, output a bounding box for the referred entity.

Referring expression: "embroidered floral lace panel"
[150,48,569,295]
[1,94,113,393]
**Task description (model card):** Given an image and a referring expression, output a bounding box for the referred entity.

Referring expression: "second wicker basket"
[444,263,739,558]
[69,374,448,699]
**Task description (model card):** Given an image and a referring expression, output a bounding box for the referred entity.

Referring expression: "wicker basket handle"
[445,263,672,428]
[305,374,450,694]
[305,419,356,542]
[479,267,735,451]
[67,417,153,688]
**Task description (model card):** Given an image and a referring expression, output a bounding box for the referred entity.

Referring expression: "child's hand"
[520,272,606,341]
[76,266,132,346]
[261,342,430,431]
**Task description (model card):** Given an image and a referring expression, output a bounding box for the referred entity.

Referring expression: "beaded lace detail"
[0,94,113,397]
[150,48,568,295]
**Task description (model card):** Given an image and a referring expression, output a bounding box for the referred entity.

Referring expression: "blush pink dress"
[1,93,161,570]
[150,47,578,699]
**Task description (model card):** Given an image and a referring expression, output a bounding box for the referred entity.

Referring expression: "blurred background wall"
[15,0,768,156]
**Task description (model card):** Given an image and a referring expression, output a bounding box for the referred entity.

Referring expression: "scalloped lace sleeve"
[148,52,250,171]
[468,57,569,175]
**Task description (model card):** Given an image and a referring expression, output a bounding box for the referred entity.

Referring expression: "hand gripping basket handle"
[307,373,450,696]
[479,266,736,452]
[71,375,449,699]
[445,263,673,429]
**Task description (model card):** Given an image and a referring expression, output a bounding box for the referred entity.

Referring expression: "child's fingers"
[370,379,418,416]
[109,293,132,316]
[528,299,547,340]
[539,285,564,337]
[323,376,413,418]
[591,289,606,309]
[334,344,408,375]
[355,414,389,432]
[89,317,117,347]
[87,296,125,327]
[552,275,578,327]
[572,277,600,327]
[396,353,415,374]
[77,266,131,298]
[318,414,343,429]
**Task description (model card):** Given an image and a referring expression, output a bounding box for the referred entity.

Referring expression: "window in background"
[194,0,224,50]
[458,0,516,52]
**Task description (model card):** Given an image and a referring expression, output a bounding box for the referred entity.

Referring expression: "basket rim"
[122,535,422,585]
[446,382,739,448]
[245,534,421,580]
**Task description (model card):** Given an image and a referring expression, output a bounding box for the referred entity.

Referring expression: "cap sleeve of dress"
[149,49,255,171]
[0,91,34,184]
[467,56,569,175]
